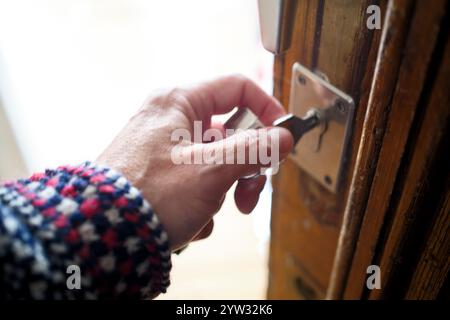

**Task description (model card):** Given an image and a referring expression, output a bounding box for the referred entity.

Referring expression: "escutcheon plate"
[288,63,355,193]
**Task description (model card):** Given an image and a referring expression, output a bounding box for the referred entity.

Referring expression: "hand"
[96,75,293,250]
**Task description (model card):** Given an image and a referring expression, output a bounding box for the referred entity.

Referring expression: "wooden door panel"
[270,162,340,290]
[404,35,450,299]
[269,0,384,299]
[343,0,447,299]
[370,24,450,299]
[268,0,449,299]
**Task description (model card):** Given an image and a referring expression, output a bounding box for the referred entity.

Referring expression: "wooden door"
[268,0,450,300]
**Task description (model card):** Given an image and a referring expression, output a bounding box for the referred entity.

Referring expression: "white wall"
[0,0,273,173]
[0,101,27,179]
[0,0,274,299]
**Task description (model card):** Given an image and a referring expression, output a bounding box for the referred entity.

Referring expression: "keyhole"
[315,120,328,152]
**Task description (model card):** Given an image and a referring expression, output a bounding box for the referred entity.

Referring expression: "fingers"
[192,219,214,241]
[200,126,293,194]
[234,175,266,214]
[185,75,286,125]
[205,120,225,141]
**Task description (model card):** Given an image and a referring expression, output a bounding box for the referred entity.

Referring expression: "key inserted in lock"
[224,107,322,147]
[288,63,355,192]
[223,107,322,181]
[273,109,322,146]
[224,63,355,193]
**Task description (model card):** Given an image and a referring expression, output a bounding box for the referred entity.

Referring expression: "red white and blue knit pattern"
[0,162,171,299]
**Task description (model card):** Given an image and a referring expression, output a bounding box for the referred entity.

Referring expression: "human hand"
[96,75,293,250]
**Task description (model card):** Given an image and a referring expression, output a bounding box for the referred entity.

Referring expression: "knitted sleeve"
[0,162,171,299]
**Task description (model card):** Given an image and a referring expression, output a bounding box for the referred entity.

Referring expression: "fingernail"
[267,126,282,137]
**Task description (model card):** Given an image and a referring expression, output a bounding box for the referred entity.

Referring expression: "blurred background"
[0,0,274,299]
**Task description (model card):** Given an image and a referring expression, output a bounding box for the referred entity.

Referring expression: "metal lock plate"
[288,63,355,192]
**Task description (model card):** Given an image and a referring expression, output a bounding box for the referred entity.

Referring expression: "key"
[225,107,321,147]
[223,107,321,180]
[272,109,321,146]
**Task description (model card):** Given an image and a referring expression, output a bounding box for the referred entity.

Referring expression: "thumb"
[203,126,293,188]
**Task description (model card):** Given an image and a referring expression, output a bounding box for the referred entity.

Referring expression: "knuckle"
[228,73,250,84]
[144,87,190,109]
[166,87,189,101]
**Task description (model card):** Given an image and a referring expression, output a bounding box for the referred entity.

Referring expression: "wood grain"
[269,0,382,299]
[326,0,409,299]
[340,0,446,299]
[270,0,450,300]
[369,22,450,299]
[405,182,450,299]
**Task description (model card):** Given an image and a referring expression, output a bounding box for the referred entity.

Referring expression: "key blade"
[273,111,320,146]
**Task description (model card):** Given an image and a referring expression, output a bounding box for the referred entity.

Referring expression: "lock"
[224,106,321,145]
[224,63,355,192]
[288,63,355,192]
[256,0,355,191]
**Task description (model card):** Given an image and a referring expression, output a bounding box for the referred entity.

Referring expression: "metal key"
[224,107,321,147]
[272,109,321,146]
[223,107,321,180]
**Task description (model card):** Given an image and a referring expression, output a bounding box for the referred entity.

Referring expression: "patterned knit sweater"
[0,162,171,299]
